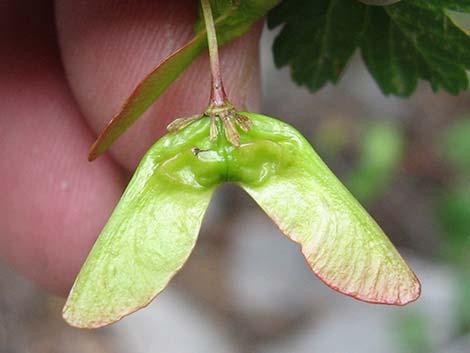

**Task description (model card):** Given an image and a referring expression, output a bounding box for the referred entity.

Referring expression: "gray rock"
[112,288,237,353]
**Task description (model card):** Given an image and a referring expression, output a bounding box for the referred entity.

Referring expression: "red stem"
[210,64,227,106]
[201,0,228,106]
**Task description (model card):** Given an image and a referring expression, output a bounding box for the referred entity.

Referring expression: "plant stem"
[201,0,227,106]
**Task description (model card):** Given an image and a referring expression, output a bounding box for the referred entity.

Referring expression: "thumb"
[55,0,261,171]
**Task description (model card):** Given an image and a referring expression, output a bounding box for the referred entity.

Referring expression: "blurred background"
[2,24,470,353]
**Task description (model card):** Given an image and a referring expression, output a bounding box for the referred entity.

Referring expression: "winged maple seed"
[63,112,421,328]
[63,0,421,329]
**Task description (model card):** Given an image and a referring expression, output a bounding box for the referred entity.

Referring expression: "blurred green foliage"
[347,121,404,202]
[315,118,404,202]
[456,271,470,335]
[437,117,470,337]
[395,313,431,353]
[316,114,470,351]
[439,119,470,173]
[437,184,470,263]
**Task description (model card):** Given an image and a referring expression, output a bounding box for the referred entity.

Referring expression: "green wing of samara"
[237,113,421,305]
[63,119,219,328]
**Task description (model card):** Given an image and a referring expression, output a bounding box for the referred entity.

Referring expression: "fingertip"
[56,0,262,170]
[0,0,125,296]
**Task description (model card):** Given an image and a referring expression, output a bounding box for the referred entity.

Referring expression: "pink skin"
[0,0,261,296]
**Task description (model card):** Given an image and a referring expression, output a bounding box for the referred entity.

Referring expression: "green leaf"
[64,119,219,328]
[268,0,367,92]
[363,1,470,95]
[268,0,470,96]
[238,113,420,304]
[89,0,279,160]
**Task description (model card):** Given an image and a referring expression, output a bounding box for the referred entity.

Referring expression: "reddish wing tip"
[331,276,422,306]
[272,216,422,307]
[301,247,422,306]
